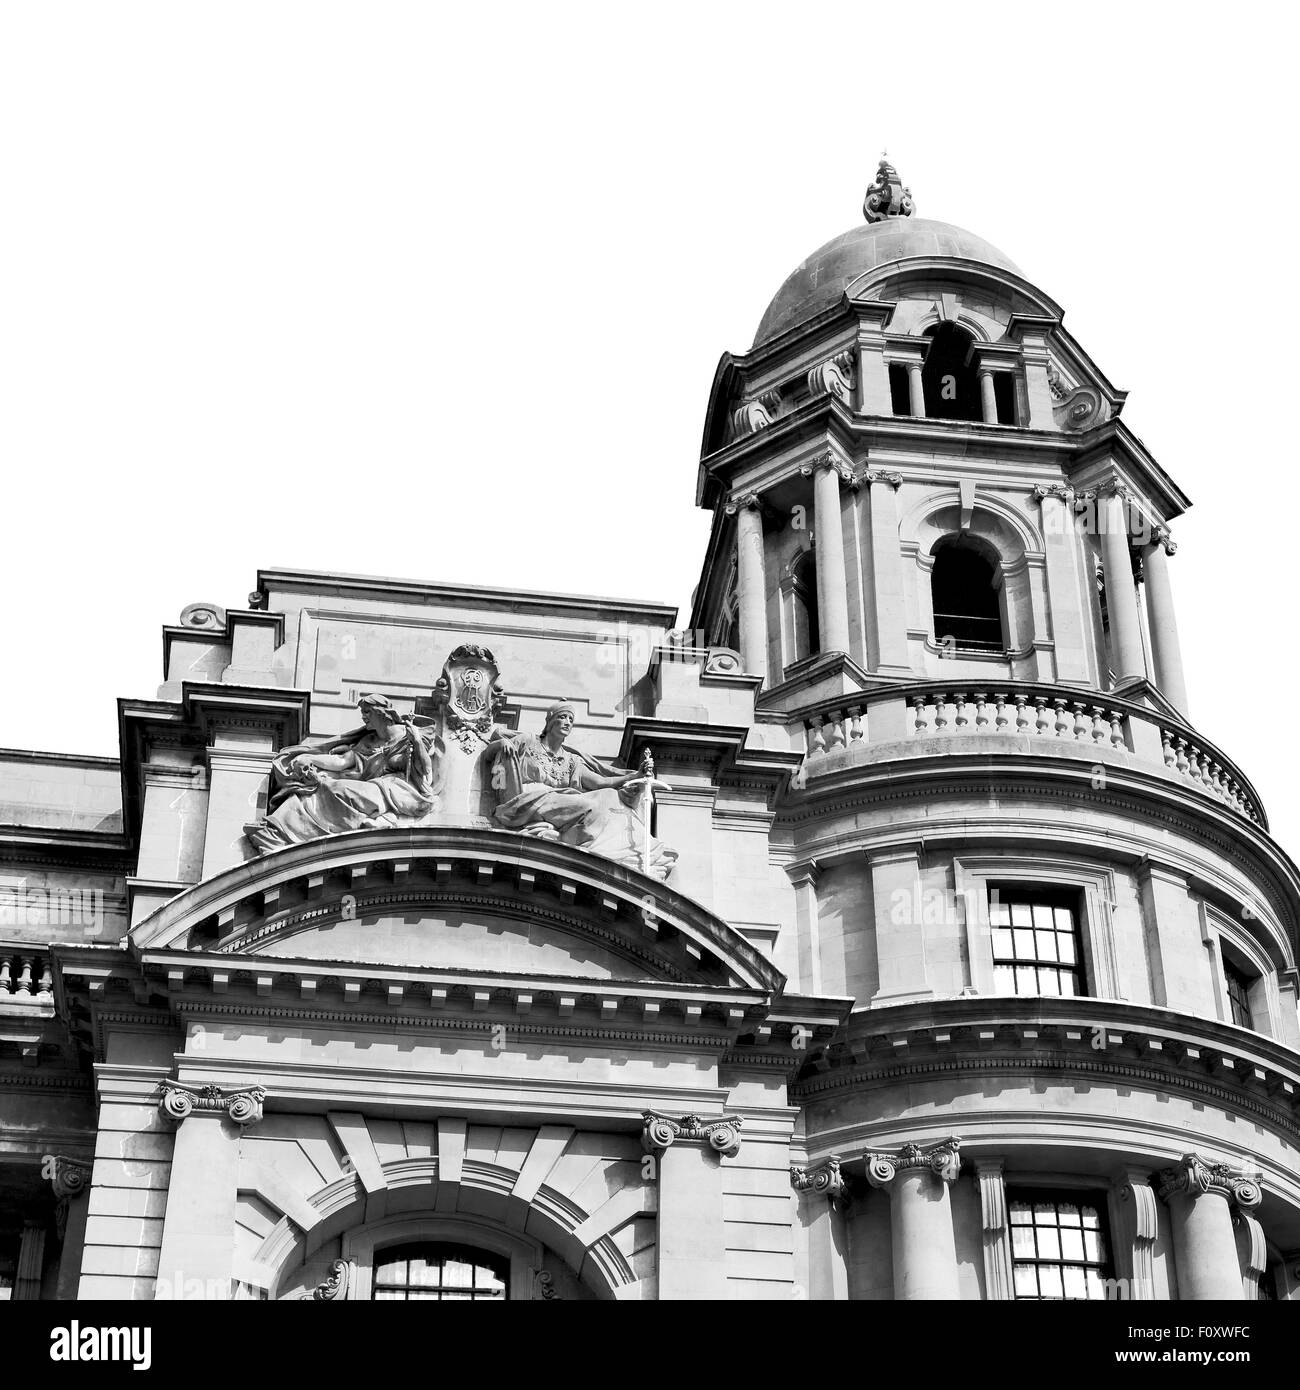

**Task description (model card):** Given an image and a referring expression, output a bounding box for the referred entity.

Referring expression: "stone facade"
[2,162,1298,1301]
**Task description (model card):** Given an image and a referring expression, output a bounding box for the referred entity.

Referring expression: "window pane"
[1035,1226,1061,1261]
[1063,1265,1087,1299]
[1013,1264,1039,1298]
[1038,1265,1064,1299]
[994,964,1016,993]
[1033,904,1055,930]
[990,900,1010,927]
[1012,1224,1036,1259]
[992,928,1014,959]
[442,1260,475,1289]
[1013,929,1035,958]
[1054,907,1074,931]
[1058,971,1077,997]
[1060,1227,1085,1261]
[1040,970,1061,997]
[1035,929,1059,962]
[1011,903,1033,927]
[374,1260,407,1286]
[1015,965,1035,994]
[1058,932,1077,965]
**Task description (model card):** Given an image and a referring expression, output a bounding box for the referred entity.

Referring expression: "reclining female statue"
[244,693,440,853]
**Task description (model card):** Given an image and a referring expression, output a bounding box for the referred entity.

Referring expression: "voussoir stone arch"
[246,1154,652,1301]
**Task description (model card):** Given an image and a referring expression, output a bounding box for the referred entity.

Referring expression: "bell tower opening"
[931,536,1005,653]
[921,322,983,422]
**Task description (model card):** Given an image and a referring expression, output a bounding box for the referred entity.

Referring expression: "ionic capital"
[1152,524,1177,556]
[1031,483,1075,506]
[723,491,763,517]
[791,1156,850,1208]
[1156,1153,1262,1210]
[1098,476,1132,502]
[641,1110,743,1159]
[864,468,903,490]
[159,1080,266,1128]
[46,1155,92,1201]
[865,1136,961,1188]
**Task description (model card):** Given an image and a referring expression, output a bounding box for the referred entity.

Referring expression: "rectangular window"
[1223,956,1254,1029]
[989,885,1084,997]
[1008,1192,1113,1300]
[888,363,912,416]
[993,372,1018,425]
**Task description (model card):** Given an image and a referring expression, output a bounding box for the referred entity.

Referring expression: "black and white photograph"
[0,0,1295,1358]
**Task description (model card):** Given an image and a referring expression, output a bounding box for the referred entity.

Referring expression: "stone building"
[2,161,1298,1301]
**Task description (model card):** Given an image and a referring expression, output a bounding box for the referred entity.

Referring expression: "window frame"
[1205,906,1281,1040]
[988,884,1085,999]
[371,1240,509,1301]
[1005,1185,1117,1301]
[954,857,1121,1000]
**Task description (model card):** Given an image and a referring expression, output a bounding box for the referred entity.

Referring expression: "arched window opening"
[790,548,820,661]
[921,323,982,422]
[931,538,1004,653]
[372,1242,508,1300]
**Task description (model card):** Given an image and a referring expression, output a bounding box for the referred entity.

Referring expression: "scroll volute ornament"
[641,1110,744,1159]
[865,1136,962,1188]
[1156,1153,1262,1209]
[863,158,915,223]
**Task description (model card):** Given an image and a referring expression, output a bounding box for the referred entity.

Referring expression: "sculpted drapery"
[244,693,440,853]
[489,703,677,879]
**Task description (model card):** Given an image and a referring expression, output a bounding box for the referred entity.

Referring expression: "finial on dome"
[864,155,915,223]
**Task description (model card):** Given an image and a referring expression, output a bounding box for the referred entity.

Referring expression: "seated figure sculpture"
[244,693,440,854]
[489,702,677,880]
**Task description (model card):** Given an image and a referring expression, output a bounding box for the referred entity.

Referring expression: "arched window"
[788,548,820,663]
[931,537,1005,652]
[921,322,982,422]
[372,1242,508,1300]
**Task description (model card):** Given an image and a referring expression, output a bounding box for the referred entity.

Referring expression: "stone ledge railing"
[0,945,53,1006]
[794,682,1263,825]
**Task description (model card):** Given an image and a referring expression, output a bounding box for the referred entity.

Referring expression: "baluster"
[36,962,53,1000]
[1198,752,1214,786]
[974,692,990,730]
[1014,694,1030,733]
[911,695,927,735]
[1091,705,1108,743]
[1072,702,1090,740]
[1034,696,1051,735]
[847,706,863,743]
[954,692,970,730]
[0,956,10,997]
[15,956,33,998]
[825,713,846,752]
[1161,728,1176,767]
[934,694,949,733]
[1173,738,1191,775]
[1108,710,1125,748]
[807,716,827,757]
[994,694,1009,732]
[1053,698,1070,737]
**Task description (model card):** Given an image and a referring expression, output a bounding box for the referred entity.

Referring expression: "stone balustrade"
[0,946,53,1006]
[792,682,1264,825]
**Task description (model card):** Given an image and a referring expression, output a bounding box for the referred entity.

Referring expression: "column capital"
[865,1136,961,1188]
[791,1156,850,1208]
[46,1155,92,1201]
[1098,475,1133,502]
[1151,524,1177,556]
[159,1080,267,1128]
[1156,1153,1262,1209]
[723,490,763,516]
[641,1110,743,1158]
[1032,483,1077,506]
[865,468,903,490]
[798,452,857,486]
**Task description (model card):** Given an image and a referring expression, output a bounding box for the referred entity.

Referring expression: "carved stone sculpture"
[244,693,441,853]
[488,705,677,880]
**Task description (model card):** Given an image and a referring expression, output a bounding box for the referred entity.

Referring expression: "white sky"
[2,3,1297,855]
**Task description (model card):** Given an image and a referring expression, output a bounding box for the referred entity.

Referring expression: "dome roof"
[753,216,1023,348]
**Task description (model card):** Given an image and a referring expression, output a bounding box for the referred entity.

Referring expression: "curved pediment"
[130,826,783,991]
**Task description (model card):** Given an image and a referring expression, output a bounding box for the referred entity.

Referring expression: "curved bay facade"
[2,161,1297,1301]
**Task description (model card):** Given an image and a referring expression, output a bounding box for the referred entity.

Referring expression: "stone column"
[1115,1170,1160,1300]
[866,1137,962,1300]
[50,1156,93,1301]
[792,1158,850,1301]
[978,369,998,424]
[14,1218,46,1300]
[865,470,911,674]
[728,493,768,684]
[155,1081,265,1300]
[975,1158,1013,1300]
[907,363,925,417]
[1157,1154,1261,1301]
[1144,529,1189,715]
[642,1111,742,1300]
[1099,484,1146,681]
[811,458,852,656]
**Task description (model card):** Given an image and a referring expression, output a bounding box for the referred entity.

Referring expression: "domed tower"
[692,160,1300,1300]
